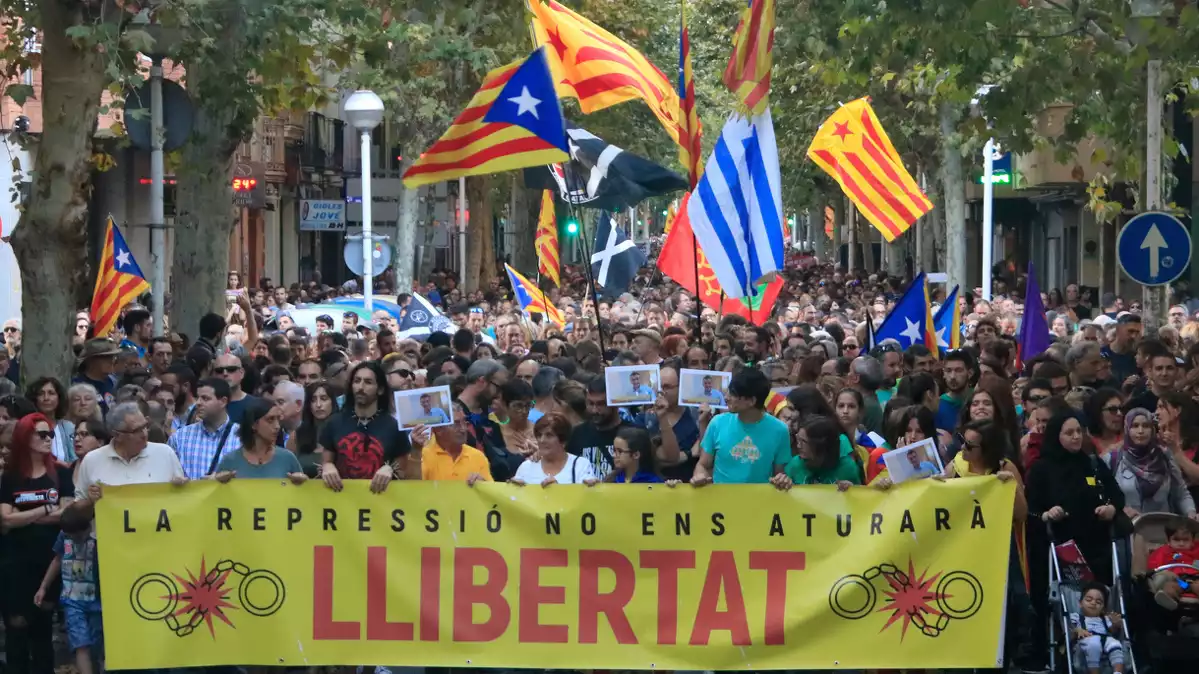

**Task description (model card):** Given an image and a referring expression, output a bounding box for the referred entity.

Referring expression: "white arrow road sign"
[1141,223,1168,277]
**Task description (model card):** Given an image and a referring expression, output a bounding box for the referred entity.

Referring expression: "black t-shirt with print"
[566,421,630,480]
[0,467,75,564]
[319,410,411,479]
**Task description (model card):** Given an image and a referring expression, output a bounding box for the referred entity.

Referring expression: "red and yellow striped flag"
[678,2,703,187]
[723,0,776,115]
[535,190,560,287]
[807,97,933,242]
[90,217,150,337]
[402,52,570,188]
[530,0,681,146]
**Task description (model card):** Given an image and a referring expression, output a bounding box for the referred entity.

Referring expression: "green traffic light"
[566,219,579,235]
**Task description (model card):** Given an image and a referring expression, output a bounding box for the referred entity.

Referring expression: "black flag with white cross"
[524,125,688,211]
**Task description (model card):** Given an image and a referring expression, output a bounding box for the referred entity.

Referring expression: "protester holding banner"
[289,381,340,478]
[214,399,305,482]
[776,416,863,488]
[515,413,598,486]
[607,427,663,484]
[317,362,409,493]
[690,368,789,485]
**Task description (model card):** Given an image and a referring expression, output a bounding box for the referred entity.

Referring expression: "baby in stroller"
[1069,582,1126,674]
[1148,521,1199,610]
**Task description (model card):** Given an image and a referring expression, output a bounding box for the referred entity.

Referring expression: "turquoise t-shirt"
[701,412,791,484]
[784,434,863,485]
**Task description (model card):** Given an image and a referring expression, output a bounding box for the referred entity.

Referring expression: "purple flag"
[1018,262,1051,369]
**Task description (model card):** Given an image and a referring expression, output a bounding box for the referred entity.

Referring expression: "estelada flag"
[807,97,932,242]
[91,217,150,337]
[402,47,569,188]
[505,263,566,328]
[529,0,681,147]
[657,194,783,326]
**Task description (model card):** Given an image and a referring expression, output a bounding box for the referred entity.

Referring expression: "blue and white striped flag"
[685,109,784,299]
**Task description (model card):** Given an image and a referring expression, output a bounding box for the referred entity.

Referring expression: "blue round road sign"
[1116,211,1192,287]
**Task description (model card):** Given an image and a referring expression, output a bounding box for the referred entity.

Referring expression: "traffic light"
[565,217,579,235]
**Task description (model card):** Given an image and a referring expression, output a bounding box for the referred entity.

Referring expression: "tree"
[3,1,134,384]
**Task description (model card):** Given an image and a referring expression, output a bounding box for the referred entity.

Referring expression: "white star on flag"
[508,86,542,119]
[936,326,949,348]
[899,317,923,346]
[115,249,131,268]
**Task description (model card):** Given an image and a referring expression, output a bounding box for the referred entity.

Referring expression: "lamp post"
[344,90,385,314]
[981,139,1001,302]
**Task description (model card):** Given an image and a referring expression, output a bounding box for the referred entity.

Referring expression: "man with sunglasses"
[213,353,260,424]
[3,318,21,384]
[455,359,517,479]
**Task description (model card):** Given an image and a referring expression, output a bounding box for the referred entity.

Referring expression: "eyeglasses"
[1026,394,1048,404]
[115,424,149,435]
[508,401,532,411]
[2,327,18,333]
[214,366,242,375]
[389,369,413,379]
[1101,405,1122,414]
[35,430,55,441]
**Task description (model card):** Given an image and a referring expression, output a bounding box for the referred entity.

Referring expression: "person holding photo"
[411,392,450,426]
[686,368,790,486]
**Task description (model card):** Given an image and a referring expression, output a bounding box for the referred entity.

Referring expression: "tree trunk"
[394,157,419,293]
[463,175,491,291]
[939,102,967,293]
[171,50,252,340]
[510,180,539,277]
[808,203,825,261]
[9,1,108,384]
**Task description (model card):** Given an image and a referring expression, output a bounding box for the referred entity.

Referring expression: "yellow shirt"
[421,440,493,482]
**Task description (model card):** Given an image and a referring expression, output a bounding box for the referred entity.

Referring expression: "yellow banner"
[98,479,1014,670]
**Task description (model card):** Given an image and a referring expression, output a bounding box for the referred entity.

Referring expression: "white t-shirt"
[74,442,186,498]
[514,454,596,484]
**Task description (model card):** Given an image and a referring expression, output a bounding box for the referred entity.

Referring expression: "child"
[1068,582,1124,674]
[1147,523,1199,610]
[33,506,101,674]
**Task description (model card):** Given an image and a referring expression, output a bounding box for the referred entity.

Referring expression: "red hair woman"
[0,412,74,674]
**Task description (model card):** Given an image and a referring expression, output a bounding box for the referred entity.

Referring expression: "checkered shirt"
[169,417,241,479]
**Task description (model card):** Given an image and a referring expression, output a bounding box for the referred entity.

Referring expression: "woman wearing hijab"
[1026,410,1124,585]
[1114,408,1197,520]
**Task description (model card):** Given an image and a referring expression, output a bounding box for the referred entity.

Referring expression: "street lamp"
[345,90,385,314]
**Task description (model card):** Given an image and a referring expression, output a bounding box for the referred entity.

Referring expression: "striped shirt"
[169,417,241,479]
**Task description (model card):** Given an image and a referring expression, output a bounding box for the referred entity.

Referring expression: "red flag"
[658,194,783,326]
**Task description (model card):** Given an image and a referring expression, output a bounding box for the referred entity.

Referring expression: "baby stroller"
[1046,524,1137,674]
[1128,512,1199,674]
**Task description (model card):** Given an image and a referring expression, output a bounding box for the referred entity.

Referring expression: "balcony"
[283,110,305,145]
[301,112,344,174]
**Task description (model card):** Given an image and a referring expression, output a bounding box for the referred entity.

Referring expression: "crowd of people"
[2,256,1199,673]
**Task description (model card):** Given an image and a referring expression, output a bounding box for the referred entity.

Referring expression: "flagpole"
[564,164,607,357]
